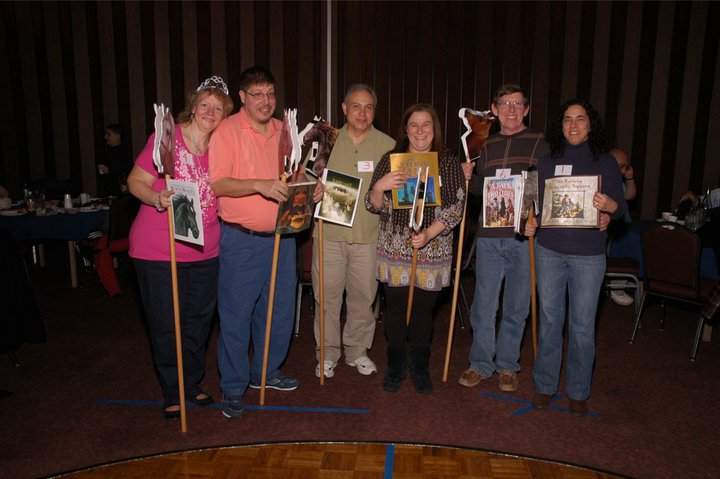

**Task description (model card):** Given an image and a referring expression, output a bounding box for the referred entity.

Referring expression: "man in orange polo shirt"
[209,66,305,419]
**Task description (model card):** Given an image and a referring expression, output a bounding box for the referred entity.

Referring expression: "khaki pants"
[312,240,378,363]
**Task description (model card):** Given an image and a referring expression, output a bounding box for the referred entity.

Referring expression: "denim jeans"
[216,223,296,398]
[468,237,531,377]
[532,244,605,400]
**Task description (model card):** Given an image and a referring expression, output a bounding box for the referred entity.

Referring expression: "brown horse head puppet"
[458,108,494,162]
[299,116,339,177]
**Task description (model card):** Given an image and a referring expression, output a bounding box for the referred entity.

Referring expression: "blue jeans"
[216,224,296,398]
[532,244,605,400]
[468,237,531,377]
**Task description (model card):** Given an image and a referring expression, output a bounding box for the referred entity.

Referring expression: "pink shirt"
[129,124,219,261]
[209,108,283,233]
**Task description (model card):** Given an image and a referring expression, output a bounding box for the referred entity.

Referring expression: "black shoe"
[221,394,244,419]
[382,370,406,392]
[189,392,214,407]
[408,343,433,395]
[383,343,407,392]
[410,372,432,395]
[162,404,180,420]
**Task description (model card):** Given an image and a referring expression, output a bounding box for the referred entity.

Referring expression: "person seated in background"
[611,148,637,205]
[678,187,720,211]
[99,124,132,197]
[678,184,720,274]
[0,184,10,209]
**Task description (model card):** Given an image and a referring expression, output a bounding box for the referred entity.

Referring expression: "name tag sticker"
[555,165,572,176]
[496,168,511,178]
[358,160,374,172]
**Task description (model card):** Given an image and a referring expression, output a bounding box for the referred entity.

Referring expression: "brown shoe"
[568,399,588,417]
[458,368,489,387]
[498,370,519,392]
[531,392,552,409]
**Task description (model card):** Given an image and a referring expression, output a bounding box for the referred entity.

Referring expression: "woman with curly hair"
[525,99,626,417]
[366,103,466,394]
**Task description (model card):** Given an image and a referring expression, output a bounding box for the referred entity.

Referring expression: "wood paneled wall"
[1,1,718,218]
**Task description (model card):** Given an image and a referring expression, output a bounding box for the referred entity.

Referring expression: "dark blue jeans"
[216,223,296,398]
[134,257,219,404]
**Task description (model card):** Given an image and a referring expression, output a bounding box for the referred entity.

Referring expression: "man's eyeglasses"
[243,90,276,101]
[497,100,526,110]
[349,103,375,113]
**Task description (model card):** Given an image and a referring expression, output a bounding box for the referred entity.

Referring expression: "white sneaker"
[611,290,634,306]
[315,360,337,378]
[345,355,377,375]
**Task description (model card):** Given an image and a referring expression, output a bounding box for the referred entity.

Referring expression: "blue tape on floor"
[478,392,599,418]
[384,443,395,479]
[241,404,369,414]
[93,399,369,414]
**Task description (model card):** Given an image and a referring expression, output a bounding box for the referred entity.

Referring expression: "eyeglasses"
[349,103,375,113]
[497,100,526,110]
[243,90,276,101]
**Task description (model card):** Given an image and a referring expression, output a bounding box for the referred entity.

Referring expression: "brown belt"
[220,219,275,237]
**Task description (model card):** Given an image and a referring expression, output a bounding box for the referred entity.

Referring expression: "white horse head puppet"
[152,103,175,176]
[278,108,303,176]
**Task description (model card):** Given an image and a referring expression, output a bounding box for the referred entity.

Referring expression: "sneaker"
[458,368,490,387]
[498,370,519,392]
[315,360,337,378]
[221,394,244,419]
[611,290,634,306]
[249,372,299,391]
[345,355,377,375]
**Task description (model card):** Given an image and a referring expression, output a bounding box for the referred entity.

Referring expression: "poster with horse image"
[166,179,204,245]
[314,168,362,227]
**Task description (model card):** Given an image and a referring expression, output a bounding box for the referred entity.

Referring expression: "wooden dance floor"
[56,442,624,478]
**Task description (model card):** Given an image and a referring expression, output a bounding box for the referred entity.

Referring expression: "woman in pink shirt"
[127,77,233,420]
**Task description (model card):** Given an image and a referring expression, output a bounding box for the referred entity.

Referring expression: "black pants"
[382,284,439,345]
[134,257,218,404]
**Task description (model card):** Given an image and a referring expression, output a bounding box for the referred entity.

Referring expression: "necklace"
[189,127,207,156]
[178,128,212,211]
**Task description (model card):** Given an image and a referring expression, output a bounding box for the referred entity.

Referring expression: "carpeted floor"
[1,242,718,479]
